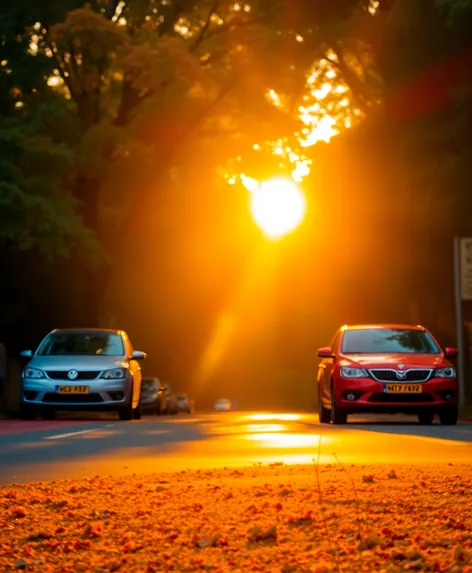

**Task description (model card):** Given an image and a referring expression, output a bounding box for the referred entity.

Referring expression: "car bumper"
[21,377,132,409]
[333,377,458,412]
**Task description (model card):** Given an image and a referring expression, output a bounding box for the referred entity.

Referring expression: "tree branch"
[191,0,219,53]
[157,1,186,37]
[194,3,280,47]
[68,42,84,96]
[48,41,79,102]
[105,0,124,21]
[324,47,371,113]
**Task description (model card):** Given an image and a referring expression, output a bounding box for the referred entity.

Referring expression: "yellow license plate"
[57,386,89,394]
[384,384,422,393]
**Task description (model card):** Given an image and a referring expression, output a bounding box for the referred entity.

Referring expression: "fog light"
[346,393,356,401]
[444,393,453,401]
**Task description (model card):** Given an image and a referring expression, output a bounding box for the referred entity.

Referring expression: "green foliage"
[2,0,471,266]
[0,115,102,262]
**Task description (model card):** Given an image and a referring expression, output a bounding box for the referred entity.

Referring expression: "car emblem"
[68,370,78,380]
[398,364,405,369]
[396,371,407,380]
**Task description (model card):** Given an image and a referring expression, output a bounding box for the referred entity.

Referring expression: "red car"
[317,324,459,425]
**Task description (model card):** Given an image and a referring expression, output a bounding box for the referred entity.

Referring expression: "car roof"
[49,328,124,335]
[341,324,425,331]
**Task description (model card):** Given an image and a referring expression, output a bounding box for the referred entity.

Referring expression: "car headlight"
[101,368,127,379]
[22,367,45,379]
[340,367,369,378]
[435,367,456,378]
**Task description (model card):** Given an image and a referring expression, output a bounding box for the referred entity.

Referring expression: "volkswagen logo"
[68,370,79,380]
[396,371,407,380]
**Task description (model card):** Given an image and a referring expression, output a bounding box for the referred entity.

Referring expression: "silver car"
[20,328,146,421]
[140,377,168,415]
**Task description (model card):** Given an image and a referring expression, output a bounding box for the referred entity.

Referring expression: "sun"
[250,177,306,239]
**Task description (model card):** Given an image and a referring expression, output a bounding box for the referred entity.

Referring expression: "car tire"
[42,407,56,421]
[418,410,434,425]
[133,401,142,420]
[20,405,35,420]
[318,386,330,424]
[156,403,162,416]
[439,406,458,426]
[330,386,347,425]
[119,387,134,421]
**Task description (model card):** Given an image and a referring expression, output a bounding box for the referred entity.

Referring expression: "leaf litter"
[0,463,471,572]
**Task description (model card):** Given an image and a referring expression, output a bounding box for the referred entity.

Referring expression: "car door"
[318,331,341,403]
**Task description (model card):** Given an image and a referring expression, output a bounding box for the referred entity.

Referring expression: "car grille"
[43,393,104,403]
[46,371,101,380]
[369,369,432,382]
[368,393,434,403]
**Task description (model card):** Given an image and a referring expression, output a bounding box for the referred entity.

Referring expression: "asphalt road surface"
[1,411,472,484]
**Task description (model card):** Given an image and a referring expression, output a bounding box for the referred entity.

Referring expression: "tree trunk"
[76,175,111,327]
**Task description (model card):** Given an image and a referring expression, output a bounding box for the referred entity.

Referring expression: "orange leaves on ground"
[1,464,472,572]
[9,507,27,519]
[247,524,278,544]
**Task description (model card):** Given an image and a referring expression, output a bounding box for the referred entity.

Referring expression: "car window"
[341,329,440,354]
[37,332,124,356]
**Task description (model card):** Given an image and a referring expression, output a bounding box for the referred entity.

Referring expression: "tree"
[1,0,381,325]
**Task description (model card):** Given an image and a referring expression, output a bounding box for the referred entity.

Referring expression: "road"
[1,411,472,484]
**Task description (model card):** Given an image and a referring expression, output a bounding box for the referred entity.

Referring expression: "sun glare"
[250,177,306,239]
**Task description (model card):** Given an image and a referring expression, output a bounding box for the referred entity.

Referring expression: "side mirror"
[317,346,335,359]
[445,347,459,359]
[131,350,147,360]
[20,350,33,358]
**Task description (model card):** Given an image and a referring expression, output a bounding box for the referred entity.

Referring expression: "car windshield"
[37,332,124,356]
[142,379,157,390]
[341,329,440,354]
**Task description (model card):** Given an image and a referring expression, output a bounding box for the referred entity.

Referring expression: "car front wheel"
[439,406,458,426]
[330,386,347,425]
[20,404,35,420]
[318,387,330,424]
[133,401,142,420]
[119,387,134,421]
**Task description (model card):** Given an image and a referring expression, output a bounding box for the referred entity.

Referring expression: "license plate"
[384,384,422,393]
[57,386,89,394]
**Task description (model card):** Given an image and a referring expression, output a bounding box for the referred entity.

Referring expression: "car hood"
[26,355,128,370]
[340,353,450,369]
